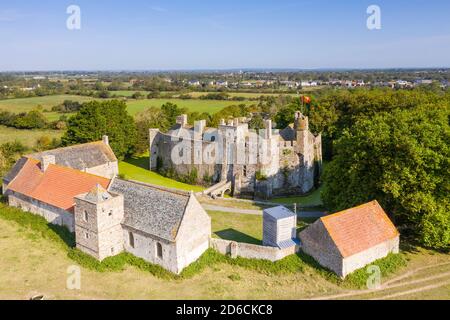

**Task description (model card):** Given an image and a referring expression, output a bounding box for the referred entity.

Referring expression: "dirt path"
[203,203,326,218]
[310,262,450,300]
[372,279,450,300]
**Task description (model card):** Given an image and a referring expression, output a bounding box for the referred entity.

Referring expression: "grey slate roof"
[264,206,296,220]
[279,126,295,141]
[2,157,28,184]
[27,141,117,171]
[109,178,190,241]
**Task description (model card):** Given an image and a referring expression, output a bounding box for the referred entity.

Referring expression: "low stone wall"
[210,238,297,262]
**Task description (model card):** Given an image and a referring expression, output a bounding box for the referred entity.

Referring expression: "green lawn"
[118,155,204,192]
[0,125,63,149]
[208,211,263,245]
[208,210,318,245]
[126,98,251,116]
[271,185,324,207]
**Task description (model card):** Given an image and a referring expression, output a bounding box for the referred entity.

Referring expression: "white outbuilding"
[263,206,298,249]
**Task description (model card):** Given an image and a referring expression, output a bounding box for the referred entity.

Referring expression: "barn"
[299,200,400,278]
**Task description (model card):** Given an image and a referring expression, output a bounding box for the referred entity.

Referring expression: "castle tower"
[74,184,124,260]
[149,128,161,170]
[294,112,309,155]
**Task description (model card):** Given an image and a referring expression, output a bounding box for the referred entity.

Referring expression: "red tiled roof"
[320,201,399,258]
[6,158,111,212]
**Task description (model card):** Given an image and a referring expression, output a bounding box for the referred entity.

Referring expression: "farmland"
[0,125,63,148]
[0,94,253,120]
[126,98,251,116]
[0,95,95,113]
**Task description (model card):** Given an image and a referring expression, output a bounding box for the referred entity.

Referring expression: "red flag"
[302,96,311,104]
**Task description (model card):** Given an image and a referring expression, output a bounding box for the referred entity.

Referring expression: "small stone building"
[299,200,400,278]
[2,138,211,274]
[263,206,298,249]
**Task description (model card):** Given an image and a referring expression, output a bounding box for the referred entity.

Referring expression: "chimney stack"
[102,135,109,145]
[41,155,55,172]
[176,114,188,127]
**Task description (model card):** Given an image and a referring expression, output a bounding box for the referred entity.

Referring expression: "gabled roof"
[26,141,117,171]
[109,179,190,242]
[6,158,111,211]
[2,157,28,184]
[320,201,399,258]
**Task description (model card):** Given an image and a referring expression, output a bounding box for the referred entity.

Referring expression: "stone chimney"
[194,120,206,136]
[176,114,188,127]
[220,119,226,126]
[102,135,109,145]
[233,118,240,126]
[41,155,55,172]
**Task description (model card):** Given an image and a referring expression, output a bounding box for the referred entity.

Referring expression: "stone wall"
[84,161,119,179]
[342,236,400,278]
[175,194,211,273]
[210,238,297,262]
[122,226,179,274]
[7,191,74,232]
[298,220,343,276]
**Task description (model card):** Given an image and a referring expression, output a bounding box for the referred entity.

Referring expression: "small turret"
[294,111,309,131]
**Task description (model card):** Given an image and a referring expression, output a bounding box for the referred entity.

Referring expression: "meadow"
[0,94,252,120]
[0,125,63,148]
[0,95,95,113]
[125,98,251,116]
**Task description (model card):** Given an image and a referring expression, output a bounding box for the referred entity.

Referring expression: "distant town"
[1,69,449,99]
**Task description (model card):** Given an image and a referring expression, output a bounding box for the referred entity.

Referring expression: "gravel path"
[202,204,326,218]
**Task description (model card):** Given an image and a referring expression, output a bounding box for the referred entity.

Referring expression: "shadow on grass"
[215,228,262,245]
[47,223,76,248]
[123,155,150,170]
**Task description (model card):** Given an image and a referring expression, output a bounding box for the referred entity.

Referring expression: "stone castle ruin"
[149,111,322,199]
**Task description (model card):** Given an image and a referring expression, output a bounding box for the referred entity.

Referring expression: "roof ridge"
[27,157,112,182]
[321,200,379,221]
[25,140,105,157]
[117,178,190,197]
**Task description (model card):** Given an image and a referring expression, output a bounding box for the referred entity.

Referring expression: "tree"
[134,107,170,155]
[62,100,137,160]
[248,114,265,130]
[13,110,48,129]
[160,102,188,124]
[0,141,27,178]
[322,104,450,250]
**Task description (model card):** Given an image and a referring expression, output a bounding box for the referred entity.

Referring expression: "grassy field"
[271,185,324,207]
[118,155,204,192]
[0,95,251,120]
[0,95,95,113]
[126,98,251,116]
[0,125,63,149]
[0,204,449,300]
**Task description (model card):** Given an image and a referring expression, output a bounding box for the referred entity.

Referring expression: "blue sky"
[1,0,449,70]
